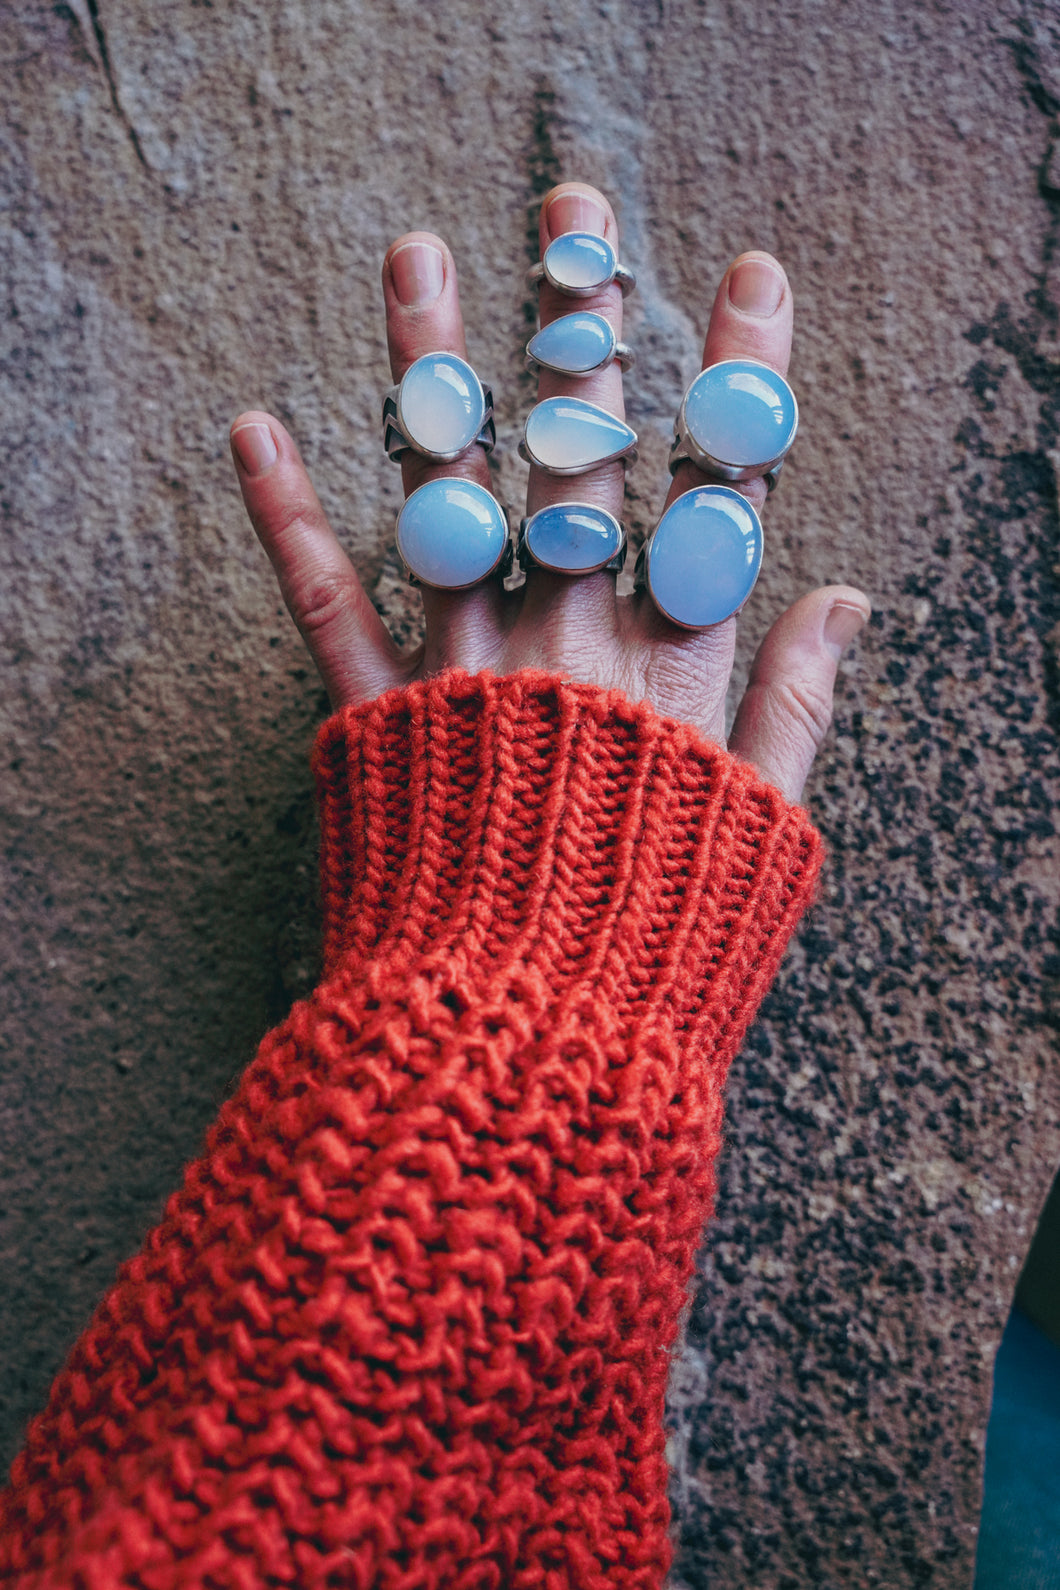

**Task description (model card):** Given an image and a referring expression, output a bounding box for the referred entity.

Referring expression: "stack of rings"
[384,236,798,617]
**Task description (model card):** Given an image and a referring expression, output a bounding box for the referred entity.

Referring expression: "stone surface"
[1,0,1059,1585]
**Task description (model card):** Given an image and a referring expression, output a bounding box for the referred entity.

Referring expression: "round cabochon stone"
[683,359,797,473]
[396,478,508,589]
[646,486,763,629]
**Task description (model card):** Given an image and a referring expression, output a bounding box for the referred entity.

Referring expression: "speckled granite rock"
[2,0,1058,1584]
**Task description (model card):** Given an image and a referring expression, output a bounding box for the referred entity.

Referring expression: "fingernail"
[546,189,608,239]
[728,258,785,317]
[823,599,870,656]
[231,422,278,477]
[389,242,445,305]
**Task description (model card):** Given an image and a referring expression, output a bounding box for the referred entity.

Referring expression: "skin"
[229,182,871,804]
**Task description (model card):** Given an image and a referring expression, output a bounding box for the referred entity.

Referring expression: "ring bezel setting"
[395,477,512,590]
[517,502,627,576]
[525,311,635,377]
[527,232,636,298]
[668,358,798,483]
[519,397,638,476]
[636,485,764,630]
[383,351,496,464]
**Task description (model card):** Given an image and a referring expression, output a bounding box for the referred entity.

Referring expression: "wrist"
[313,669,822,1043]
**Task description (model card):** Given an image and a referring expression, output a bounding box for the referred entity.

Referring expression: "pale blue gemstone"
[543,232,616,294]
[683,359,797,472]
[646,486,763,629]
[524,503,623,573]
[396,479,508,589]
[398,352,484,458]
[523,397,636,474]
[527,312,615,375]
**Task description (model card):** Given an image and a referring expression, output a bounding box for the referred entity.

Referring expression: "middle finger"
[517,183,631,647]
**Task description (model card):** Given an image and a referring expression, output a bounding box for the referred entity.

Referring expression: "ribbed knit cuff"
[313,669,823,1052]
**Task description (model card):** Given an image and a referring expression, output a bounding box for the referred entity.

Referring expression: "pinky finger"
[728,586,871,802]
[230,411,405,711]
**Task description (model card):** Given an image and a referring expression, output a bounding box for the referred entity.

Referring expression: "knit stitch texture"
[0,670,823,1589]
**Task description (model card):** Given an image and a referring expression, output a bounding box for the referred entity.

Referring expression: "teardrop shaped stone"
[542,232,617,294]
[645,486,763,629]
[528,312,615,375]
[683,360,797,472]
[523,398,637,474]
[524,503,623,573]
[396,478,508,589]
[398,352,485,458]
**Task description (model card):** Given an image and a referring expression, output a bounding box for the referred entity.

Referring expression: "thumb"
[728,586,871,802]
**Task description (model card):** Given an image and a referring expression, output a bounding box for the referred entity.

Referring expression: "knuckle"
[774,676,834,745]
[289,571,357,638]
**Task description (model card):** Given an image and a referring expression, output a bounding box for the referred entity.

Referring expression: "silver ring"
[382,351,496,464]
[635,486,764,630]
[519,397,638,476]
[527,232,636,298]
[517,503,627,576]
[395,478,512,590]
[525,311,634,377]
[668,358,798,484]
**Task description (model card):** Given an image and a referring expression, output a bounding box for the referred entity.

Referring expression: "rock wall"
[2,1,1059,1583]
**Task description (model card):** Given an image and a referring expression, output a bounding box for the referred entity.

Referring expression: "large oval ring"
[525,311,635,377]
[668,358,798,484]
[519,397,638,476]
[382,351,496,464]
[527,232,636,298]
[395,478,512,590]
[518,503,627,576]
[636,485,764,630]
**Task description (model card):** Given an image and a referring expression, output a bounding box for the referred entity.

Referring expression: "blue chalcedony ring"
[527,232,636,297]
[520,397,638,475]
[669,358,798,485]
[525,312,635,377]
[395,478,511,589]
[637,485,764,630]
[517,503,627,576]
[382,351,496,464]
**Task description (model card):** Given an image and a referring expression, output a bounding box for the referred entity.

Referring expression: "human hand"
[230,182,869,803]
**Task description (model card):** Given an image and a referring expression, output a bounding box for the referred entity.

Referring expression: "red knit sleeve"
[0,670,822,1590]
